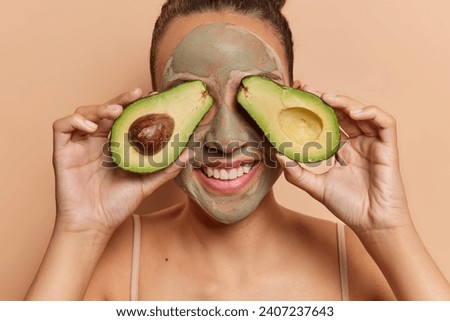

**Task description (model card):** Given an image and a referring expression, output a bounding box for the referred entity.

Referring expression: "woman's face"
[155,13,290,224]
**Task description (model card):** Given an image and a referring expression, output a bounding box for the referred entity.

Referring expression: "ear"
[292,80,302,89]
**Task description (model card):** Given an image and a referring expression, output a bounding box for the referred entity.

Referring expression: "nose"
[204,103,253,154]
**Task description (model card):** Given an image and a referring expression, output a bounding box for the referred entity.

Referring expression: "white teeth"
[243,163,252,174]
[228,168,238,180]
[202,163,255,181]
[219,169,228,180]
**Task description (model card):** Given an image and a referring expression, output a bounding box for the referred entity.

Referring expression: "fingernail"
[275,153,286,167]
[350,108,364,114]
[107,104,121,111]
[84,119,97,129]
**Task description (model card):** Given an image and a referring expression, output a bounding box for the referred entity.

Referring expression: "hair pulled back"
[150,0,294,88]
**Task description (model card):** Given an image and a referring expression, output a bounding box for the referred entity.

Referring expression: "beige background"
[1,0,449,300]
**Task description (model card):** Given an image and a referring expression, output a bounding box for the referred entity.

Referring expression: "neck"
[179,190,288,264]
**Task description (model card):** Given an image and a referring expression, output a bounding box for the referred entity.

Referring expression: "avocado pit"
[128,113,174,155]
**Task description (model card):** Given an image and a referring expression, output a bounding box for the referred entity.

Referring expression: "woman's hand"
[276,83,450,300]
[276,83,411,235]
[52,88,191,236]
[26,88,193,300]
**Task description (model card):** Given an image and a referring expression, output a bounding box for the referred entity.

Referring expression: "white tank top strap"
[130,214,141,301]
[336,221,349,301]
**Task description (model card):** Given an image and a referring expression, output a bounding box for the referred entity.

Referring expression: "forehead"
[162,22,283,87]
[154,12,288,89]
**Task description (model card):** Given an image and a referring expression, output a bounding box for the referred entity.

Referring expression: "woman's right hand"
[52,88,190,236]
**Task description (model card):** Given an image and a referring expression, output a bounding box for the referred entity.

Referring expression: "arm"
[26,89,191,300]
[357,220,449,300]
[277,85,450,300]
[25,229,111,300]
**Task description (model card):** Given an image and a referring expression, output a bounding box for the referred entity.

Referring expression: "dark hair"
[150,0,294,88]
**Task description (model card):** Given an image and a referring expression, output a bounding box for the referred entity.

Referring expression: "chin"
[196,199,260,225]
[175,164,281,225]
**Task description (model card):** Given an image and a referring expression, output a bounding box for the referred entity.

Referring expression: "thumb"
[276,153,325,201]
[140,148,194,197]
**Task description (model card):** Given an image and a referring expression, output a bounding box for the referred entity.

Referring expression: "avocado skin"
[110,80,213,173]
[237,76,340,163]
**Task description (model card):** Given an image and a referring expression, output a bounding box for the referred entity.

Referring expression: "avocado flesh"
[237,76,340,163]
[110,80,213,173]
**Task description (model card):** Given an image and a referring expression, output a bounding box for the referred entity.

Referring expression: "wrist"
[52,224,113,249]
[350,206,413,241]
[355,221,416,249]
[53,212,118,238]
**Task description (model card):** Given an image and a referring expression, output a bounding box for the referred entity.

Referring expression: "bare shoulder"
[83,203,185,300]
[281,208,395,300]
[280,207,340,254]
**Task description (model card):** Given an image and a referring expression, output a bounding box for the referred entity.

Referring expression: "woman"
[26,0,450,300]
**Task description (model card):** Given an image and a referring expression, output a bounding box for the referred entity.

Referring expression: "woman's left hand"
[276,84,412,235]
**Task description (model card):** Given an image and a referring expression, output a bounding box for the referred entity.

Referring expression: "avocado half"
[237,76,340,163]
[110,80,213,173]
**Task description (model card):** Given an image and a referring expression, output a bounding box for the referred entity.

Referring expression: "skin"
[25,12,450,301]
[163,22,284,223]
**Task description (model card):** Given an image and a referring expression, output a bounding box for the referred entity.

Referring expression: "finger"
[354,119,379,138]
[139,148,195,197]
[334,109,364,138]
[53,113,98,147]
[322,93,390,141]
[292,80,302,89]
[97,88,143,135]
[349,105,398,144]
[105,88,143,106]
[276,153,325,201]
[74,103,124,137]
[321,93,365,112]
[298,87,357,138]
[74,103,123,123]
[301,84,323,97]
[321,93,377,139]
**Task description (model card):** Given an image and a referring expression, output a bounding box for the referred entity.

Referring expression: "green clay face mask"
[162,22,284,223]
[163,23,284,88]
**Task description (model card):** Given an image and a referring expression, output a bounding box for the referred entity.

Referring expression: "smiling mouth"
[200,162,257,180]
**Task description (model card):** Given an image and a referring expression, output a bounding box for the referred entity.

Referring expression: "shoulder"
[282,208,395,300]
[138,202,185,232]
[84,203,185,300]
[281,207,339,250]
